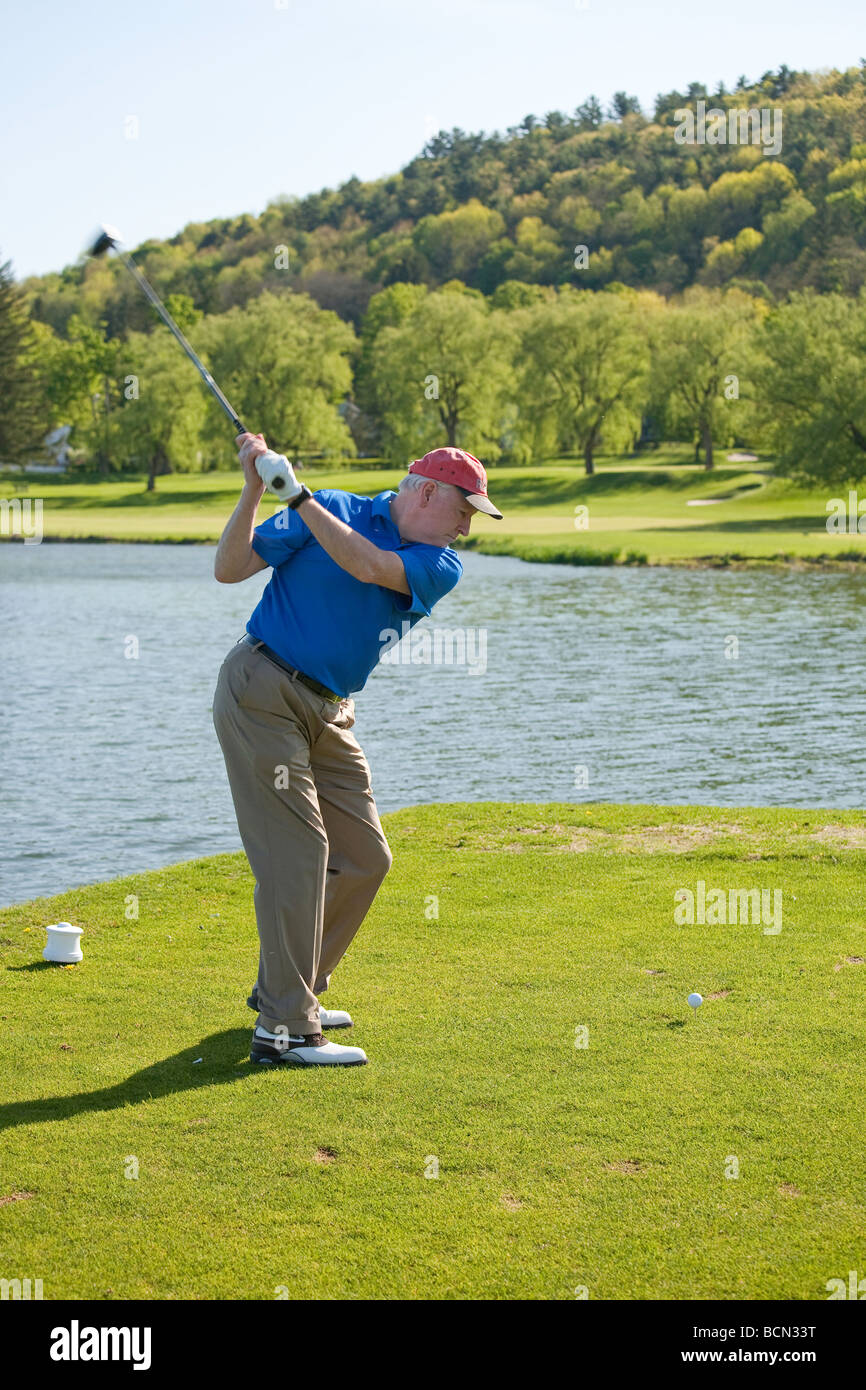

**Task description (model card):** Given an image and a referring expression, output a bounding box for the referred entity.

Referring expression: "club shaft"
[117,249,247,436]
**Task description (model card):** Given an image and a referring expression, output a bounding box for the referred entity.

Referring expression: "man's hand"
[235,432,268,495]
[236,432,302,499]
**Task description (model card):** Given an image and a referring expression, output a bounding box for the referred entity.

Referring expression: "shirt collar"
[372,491,399,534]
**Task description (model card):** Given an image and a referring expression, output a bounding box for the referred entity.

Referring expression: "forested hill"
[23,63,866,338]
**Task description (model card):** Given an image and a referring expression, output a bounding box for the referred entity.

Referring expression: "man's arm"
[294,494,410,595]
[234,431,409,595]
[214,450,269,583]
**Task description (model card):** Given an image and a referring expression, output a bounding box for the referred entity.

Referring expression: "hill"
[22,63,866,340]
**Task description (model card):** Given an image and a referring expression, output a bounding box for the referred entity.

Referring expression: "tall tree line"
[4,260,866,487]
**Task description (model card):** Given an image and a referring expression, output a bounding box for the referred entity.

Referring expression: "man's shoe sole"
[249,1046,367,1067]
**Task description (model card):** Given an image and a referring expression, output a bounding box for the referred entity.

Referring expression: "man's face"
[400,480,475,547]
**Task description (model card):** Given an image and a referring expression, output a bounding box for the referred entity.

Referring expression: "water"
[1,543,863,906]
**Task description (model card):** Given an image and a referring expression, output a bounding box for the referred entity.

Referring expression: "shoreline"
[3,532,865,571]
[4,798,865,911]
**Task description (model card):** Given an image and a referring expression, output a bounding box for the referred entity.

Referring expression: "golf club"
[85,224,291,494]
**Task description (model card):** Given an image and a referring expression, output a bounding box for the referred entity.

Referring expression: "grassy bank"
[1,801,863,1300]
[2,448,863,566]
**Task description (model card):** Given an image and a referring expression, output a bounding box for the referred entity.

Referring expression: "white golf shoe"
[250,1026,367,1067]
[246,987,353,1030]
[318,1005,353,1029]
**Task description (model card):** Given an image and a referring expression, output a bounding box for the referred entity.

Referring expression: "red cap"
[409,447,503,519]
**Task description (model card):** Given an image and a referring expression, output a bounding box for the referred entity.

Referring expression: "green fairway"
[2,449,863,565]
[1,801,863,1301]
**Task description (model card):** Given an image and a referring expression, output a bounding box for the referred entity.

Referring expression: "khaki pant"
[212,638,392,1036]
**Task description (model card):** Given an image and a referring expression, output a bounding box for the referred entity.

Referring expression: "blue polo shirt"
[247,489,463,697]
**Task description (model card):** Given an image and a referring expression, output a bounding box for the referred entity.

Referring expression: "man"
[212,434,503,1067]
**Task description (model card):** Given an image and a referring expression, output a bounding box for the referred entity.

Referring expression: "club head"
[85,223,124,258]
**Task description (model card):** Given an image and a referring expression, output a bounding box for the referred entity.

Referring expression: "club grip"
[255,451,294,495]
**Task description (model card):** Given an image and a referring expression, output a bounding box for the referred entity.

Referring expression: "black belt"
[242,634,343,703]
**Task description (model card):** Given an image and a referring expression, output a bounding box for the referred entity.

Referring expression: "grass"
[1,800,864,1301]
[2,446,863,566]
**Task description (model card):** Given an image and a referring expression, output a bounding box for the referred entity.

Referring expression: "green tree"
[651,286,764,468]
[516,287,653,473]
[370,287,515,461]
[198,291,356,465]
[35,313,120,472]
[164,293,202,334]
[502,216,563,284]
[111,327,208,490]
[490,280,551,310]
[609,92,643,120]
[0,256,46,467]
[412,200,506,285]
[356,282,428,425]
[753,289,866,485]
[574,96,603,130]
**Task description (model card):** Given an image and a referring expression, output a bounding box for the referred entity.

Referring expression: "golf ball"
[688,992,703,1009]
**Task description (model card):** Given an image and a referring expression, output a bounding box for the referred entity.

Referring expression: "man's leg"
[213,642,328,1036]
[310,702,393,996]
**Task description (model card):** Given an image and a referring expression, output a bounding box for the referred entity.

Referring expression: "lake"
[1,542,863,906]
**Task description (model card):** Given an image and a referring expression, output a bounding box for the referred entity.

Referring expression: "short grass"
[2,447,863,566]
[1,801,863,1301]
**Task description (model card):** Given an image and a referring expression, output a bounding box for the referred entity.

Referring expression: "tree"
[501,216,563,285]
[574,96,603,131]
[355,282,428,441]
[110,327,208,490]
[34,313,120,472]
[370,287,515,462]
[490,280,550,310]
[609,92,642,120]
[516,287,653,473]
[197,291,356,465]
[164,293,201,334]
[753,289,866,485]
[0,256,46,467]
[296,271,375,328]
[654,88,687,121]
[412,200,506,284]
[651,286,764,469]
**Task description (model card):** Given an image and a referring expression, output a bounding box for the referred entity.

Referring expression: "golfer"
[212,434,503,1066]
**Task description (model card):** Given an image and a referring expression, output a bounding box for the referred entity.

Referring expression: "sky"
[2,0,863,280]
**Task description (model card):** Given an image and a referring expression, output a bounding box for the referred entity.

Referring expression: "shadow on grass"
[66,487,243,511]
[0,1029,259,1132]
[484,469,724,510]
[652,514,832,534]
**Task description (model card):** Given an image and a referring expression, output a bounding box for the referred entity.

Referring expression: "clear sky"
[2,0,863,280]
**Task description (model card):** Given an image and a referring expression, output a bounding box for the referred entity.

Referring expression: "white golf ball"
[688,992,703,1009]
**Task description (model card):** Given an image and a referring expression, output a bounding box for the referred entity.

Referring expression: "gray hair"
[397,473,463,501]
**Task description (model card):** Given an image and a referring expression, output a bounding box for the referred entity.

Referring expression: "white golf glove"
[255,450,302,499]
